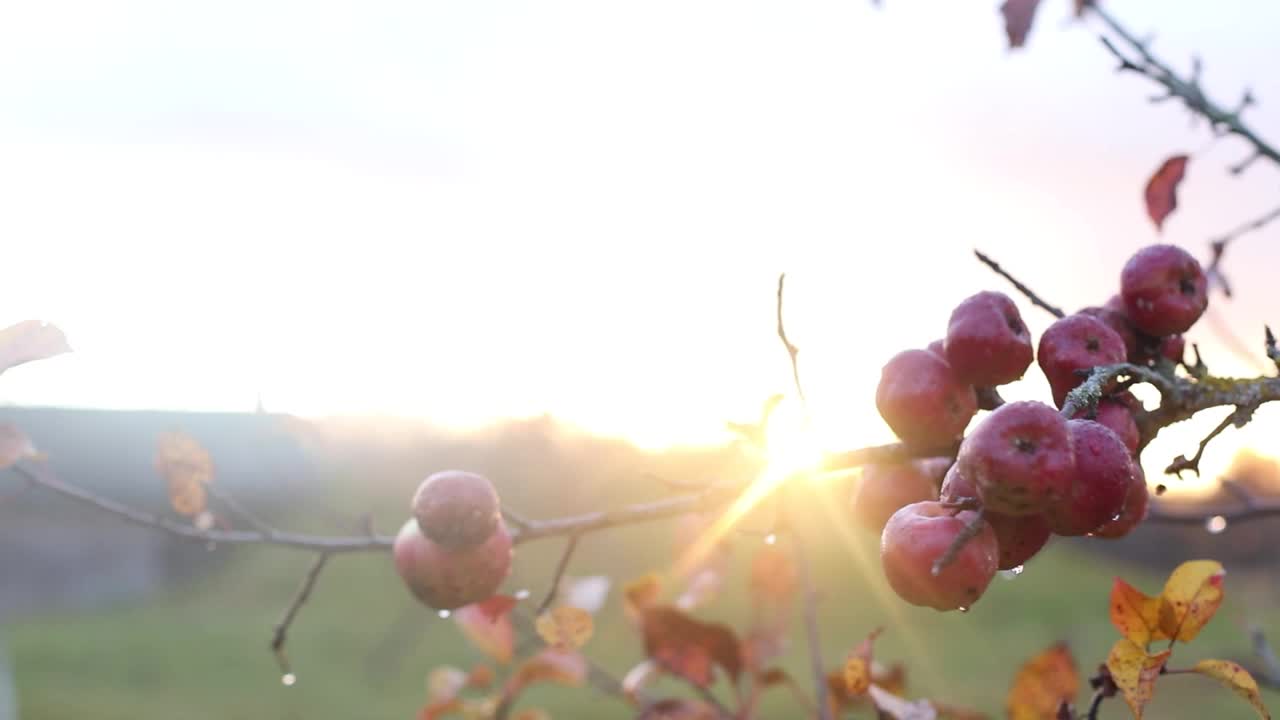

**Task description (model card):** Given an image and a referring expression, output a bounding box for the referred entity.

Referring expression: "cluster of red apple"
[860,244,1209,611]
[393,470,513,610]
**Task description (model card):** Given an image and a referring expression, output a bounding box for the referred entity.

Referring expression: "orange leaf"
[1105,639,1170,719]
[999,0,1043,49]
[535,606,594,650]
[641,606,742,688]
[0,424,39,470]
[1006,642,1079,720]
[624,573,664,626]
[157,431,214,517]
[844,627,883,696]
[637,699,719,720]
[0,320,71,374]
[1110,578,1168,647]
[1157,560,1225,643]
[453,600,514,664]
[1191,659,1271,719]
[1144,154,1189,231]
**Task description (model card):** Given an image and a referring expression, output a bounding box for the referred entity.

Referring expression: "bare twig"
[1163,404,1255,477]
[205,483,275,536]
[536,533,581,615]
[1266,326,1280,371]
[10,463,396,553]
[1208,207,1280,298]
[973,249,1065,319]
[776,273,807,408]
[271,552,330,678]
[1251,626,1280,688]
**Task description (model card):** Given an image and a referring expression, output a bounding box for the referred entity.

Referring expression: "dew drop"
[1205,515,1228,534]
[1011,564,1025,575]
[764,533,778,546]
[957,605,970,613]
[281,673,297,687]
[514,589,532,600]
[437,609,452,619]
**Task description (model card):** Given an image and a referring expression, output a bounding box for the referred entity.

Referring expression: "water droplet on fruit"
[1155,484,1168,496]
[1205,515,1227,534]
[437,609,452,619]
[514,589,531,600]
[764,533,778,546]
[957,605,970,613]
[281,673,297,687]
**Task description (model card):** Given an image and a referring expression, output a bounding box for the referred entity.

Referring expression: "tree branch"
[1163,404,1255,477]
[973,249,1065,319]
[930,508,986,578]
[535,533,581,615]
[270,551,330,679]
[1208,206,1280,298]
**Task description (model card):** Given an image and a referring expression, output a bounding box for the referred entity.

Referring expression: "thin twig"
[10,463,395,553]
[776,273,807,407]
[270,552,331,678]
[1084,688,1106,720]
[1163,405,1255,477]
[973,249,1065,319]
[1208,206,1280,298]
[536,533,581,615]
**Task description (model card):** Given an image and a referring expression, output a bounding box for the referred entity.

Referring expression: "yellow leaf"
[535,606,594,650]
[1005,643,1078,720]
[0,424,38,471]
[845,658,871,696]
[1192,659,1271,720]
[1105,638,1169,719]
[157,431,215,517]
[1109,578,1168,647]
[0,320,71,374]
[624,573,663,625]
[844,627,882,695]
[1158,560,1225,642]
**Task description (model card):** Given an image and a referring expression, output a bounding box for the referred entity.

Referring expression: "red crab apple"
[880,501,998,611]
[412,470,502,549]
[1048,420,1134,536]
[393,517,513,610]
[1093,463,1150,539]
[1038,314,1127,408]
[955,401,1075,516]
[940,464,1051,570]
[1080,301,1140,361]
[1094,396,1140,455]
[876,349,977,449]
[1120,244,1209,336]
[851,461,940,533]
[943,291,1034,387]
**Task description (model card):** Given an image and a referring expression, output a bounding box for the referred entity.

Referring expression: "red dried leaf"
[1000,0,1043,49]
[453,601,514,664]
[501,647,587,704]
[641,606,742,688]
[473,594,518,623]
[1144,154,1189,231]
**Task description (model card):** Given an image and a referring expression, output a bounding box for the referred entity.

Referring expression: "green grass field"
[10,486,1280,719]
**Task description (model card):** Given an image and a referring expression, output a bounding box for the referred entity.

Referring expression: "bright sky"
[1,0,1279,480]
